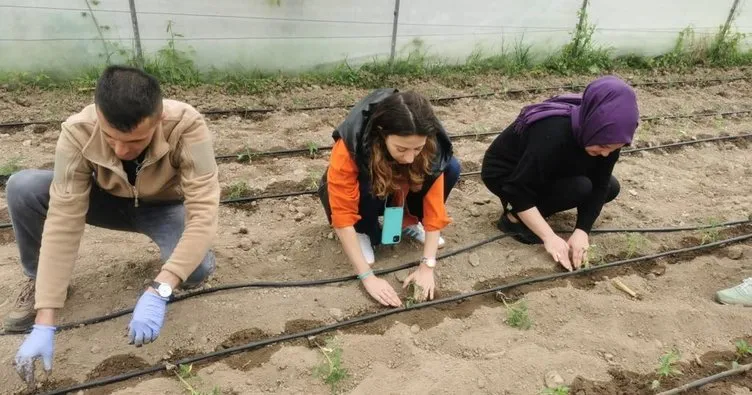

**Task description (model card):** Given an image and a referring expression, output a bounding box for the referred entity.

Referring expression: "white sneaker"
[357,232,375,265]
[403,222,445,248]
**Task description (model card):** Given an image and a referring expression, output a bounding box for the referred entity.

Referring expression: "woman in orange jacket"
[318,89,460,307]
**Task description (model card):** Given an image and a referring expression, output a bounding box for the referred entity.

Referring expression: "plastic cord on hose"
[3,219,748,337]
[41,232,752,395]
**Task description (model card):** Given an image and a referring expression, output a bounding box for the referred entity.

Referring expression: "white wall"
[0,0,749,76]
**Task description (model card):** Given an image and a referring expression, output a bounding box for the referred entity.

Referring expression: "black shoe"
[496,213,542,245]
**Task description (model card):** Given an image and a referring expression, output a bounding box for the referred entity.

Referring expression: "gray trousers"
[5,169,215,288]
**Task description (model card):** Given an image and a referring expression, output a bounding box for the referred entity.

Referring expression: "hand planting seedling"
[314,336,349,393]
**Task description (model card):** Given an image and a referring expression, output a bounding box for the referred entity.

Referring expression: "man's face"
[96,109,163,161]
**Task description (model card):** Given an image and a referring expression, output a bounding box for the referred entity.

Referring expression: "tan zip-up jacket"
[35,99,220,309]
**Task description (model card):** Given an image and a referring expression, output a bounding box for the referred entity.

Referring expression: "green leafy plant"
[541,385,570,395]
[656,349,683,378]
[700,218,723,244]
[314,337,349,393]
[0,157,23,177]
[502,298,532,330]
[405,282,425,308]
[735,339,752,360]
[226,181,250,199]
[174,364,221,395]
[625,233,648,258]
[307,141,319,159]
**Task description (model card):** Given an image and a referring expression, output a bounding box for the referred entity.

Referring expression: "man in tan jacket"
[6,65,220,384]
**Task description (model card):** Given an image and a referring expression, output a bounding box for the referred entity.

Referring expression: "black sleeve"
[576,150,619,232]
[500,123,562,214]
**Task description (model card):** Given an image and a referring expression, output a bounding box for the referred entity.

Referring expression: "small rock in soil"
[233,263,240,269]
[469,207,481,217]
[544,371,564,388]
[726,246,744,260]
[410,324,420,334]
[238,226,248,234]
[83,292,92,300]
[294,212,306,221]
[22,139,32,147]
[468,253,481,267]
[326,232,334,240]
[32,125,47,134]
[646,273,657,281]
[297,206,312,216]
[329,308,344,321]
[628,189,638,196]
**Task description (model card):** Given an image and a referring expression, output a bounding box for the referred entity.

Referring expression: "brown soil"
[0,70,752,394]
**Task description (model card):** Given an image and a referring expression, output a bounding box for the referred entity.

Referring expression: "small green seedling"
[656,349,683,378]
[405,282,425,308]
[236,148,257,163]
[540,385,570,395]
[582,244,605,268]
[314,337,349,393]
[307,141,319,159]
[226,181,250,199]
[0,157,23,177]
[625,233,648,258]
[501,298,532,330]
[700,218,723,244]
[735,339,752,360]
[174,364,221,395]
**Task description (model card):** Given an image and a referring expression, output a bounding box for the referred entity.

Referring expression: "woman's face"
[585,143,624,157]
[384,134,427,164]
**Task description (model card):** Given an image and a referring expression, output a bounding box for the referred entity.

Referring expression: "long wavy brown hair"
[365,91,442,199]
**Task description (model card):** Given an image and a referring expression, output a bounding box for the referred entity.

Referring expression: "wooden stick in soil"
[656,362,752,395]
[611,278,638,298]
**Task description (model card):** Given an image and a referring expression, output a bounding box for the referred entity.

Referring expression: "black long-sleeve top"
[481,116,618,233]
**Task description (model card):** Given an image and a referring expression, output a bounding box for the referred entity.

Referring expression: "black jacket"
[331,88,454,194]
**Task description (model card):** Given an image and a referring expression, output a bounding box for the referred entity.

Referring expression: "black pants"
[483,175,620,218]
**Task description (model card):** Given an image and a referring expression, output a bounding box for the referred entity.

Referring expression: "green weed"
[625,233,648,258]
[656,349,683,378]
[0,158,23,177]
[174,364,221,395]
[700,217,723,244]
[226,181,250,200]
[502,298,532,330]
[540,385,570,395]
[314,337,349,393]
[735,339,752,360]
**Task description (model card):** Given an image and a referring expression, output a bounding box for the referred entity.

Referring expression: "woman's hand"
[543,234,572,271]
[362,275,402,307]
[403,264,436,301]
[567,229,589,270]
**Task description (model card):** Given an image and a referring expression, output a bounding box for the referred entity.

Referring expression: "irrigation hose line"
[0,131,750,230]
[2,218,749,338]
[41,232,752,395]
[1,75,749,129]
[213,110,752,160]
[656,362,752,395]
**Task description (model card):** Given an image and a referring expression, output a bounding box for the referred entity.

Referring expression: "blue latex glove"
[14,324,56,385]
[127,291,167,346]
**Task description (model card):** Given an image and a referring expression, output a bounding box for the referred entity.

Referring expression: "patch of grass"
[541,385,570,395]
[226,181,251,200]
[314,337,349,393]
[0,157,23,177]
[174,364,221,395]
[2,6,751,93]
[502,298,532,330]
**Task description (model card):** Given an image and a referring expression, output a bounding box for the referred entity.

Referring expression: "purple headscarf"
[513,75,640,147]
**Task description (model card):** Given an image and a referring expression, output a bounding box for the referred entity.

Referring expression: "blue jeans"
[5,169,214,288]
[319,157,461,245]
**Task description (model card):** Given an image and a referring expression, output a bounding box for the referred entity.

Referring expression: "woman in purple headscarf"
[480,76,639,271]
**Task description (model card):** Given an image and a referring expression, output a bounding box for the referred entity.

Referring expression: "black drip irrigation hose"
[1,132,750,229]
[214,109,752,160]
[1,76,749,129]
[2,218,749,338]
[41,231,752,395]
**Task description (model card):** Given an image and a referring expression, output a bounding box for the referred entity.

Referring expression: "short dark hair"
[95,65,162,132]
